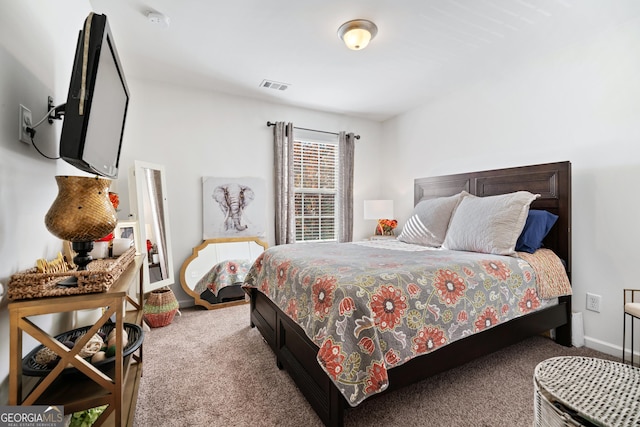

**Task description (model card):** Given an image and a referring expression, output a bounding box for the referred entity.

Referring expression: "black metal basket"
[22,322,144,377]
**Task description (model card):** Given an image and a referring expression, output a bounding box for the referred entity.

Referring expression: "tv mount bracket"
[47,96,66,124]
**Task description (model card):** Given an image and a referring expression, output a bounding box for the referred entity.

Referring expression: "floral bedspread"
[243,240,560,407]
[194,259,252,295]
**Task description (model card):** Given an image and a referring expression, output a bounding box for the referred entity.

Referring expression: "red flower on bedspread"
[370,285,407,331]
[364,361,388,395]
[254,253,264,274]
[463,267,475,277]
[312,276,337,320]
[412,325,446,355]
[318,339,346,380]
[286,298,299,321]
[384,349,401,366]
[518,288,541,313]
[260,279,269,294]
[475,306,499,331]
[502,303,510,316]
[457,310,468,324]
[276,261,292,289]
[301,275,312,288]
[406,283,421,298]
[481,260,511,281]
[433,269,467,306]
[358,337,375,355]
[226,261,239,275]
[339,297,356,316]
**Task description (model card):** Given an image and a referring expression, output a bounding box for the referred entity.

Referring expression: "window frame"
[292,133,339,243]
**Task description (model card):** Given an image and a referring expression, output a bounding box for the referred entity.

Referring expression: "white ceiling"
[88,0,639,122]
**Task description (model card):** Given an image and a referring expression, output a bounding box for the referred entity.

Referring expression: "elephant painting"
[212,183,255,232]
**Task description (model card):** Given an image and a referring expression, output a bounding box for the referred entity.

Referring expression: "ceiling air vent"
[260,79,290,91]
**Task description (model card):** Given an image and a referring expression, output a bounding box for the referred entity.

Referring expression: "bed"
[244,161,572,427]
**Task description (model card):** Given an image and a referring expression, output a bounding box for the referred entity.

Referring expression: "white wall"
[382,14,640,357]
[115,78,383,306]
[3,0,633,407]
[0,1,94,404]
[0,3,383,403]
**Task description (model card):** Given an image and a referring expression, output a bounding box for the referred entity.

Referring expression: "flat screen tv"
[59,12,129,179]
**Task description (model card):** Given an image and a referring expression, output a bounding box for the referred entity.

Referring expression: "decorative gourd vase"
[45,176,117,278]
[375,220,396,236]
[144,288,179,328]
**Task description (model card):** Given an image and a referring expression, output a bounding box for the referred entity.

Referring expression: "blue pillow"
[515,210,558,254]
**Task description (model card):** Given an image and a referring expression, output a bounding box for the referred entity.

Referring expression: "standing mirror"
[180,237,267,310]
[129,161,175,293]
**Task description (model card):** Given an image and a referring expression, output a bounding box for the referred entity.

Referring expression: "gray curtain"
[338,132,355,242]
[274,122,295,245]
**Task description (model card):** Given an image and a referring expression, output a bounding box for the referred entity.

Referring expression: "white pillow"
[442,191,539,255]
[398,192,467,247]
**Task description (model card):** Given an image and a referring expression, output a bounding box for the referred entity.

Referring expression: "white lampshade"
[338,19,378,51]
[364,200,394,220]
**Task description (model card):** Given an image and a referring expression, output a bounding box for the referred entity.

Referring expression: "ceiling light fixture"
[337,19,378,51]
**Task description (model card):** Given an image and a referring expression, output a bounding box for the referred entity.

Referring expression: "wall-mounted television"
[59,12,129,179]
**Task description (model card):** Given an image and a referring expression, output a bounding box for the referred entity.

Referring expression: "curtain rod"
[266,121,360,140]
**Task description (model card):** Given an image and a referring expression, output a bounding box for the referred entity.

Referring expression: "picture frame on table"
[113,220,142,256]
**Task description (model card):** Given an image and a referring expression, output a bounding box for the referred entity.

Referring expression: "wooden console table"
[9,255,145,427]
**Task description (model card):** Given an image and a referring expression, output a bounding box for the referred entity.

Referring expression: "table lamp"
[363,200,395,236]
[45,176,117,286]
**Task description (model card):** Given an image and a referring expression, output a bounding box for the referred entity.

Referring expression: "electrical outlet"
[586,292,601,312]
[19,104,32,144]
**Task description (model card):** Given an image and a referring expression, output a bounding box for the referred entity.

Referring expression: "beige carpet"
[134,304,616,427]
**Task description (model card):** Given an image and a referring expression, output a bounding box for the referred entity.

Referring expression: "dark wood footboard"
[250,287,571,427]
[251,287,345,426]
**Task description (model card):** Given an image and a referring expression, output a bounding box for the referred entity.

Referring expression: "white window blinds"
[293,130,339,242]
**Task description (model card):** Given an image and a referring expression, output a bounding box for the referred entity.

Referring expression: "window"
[293,132,339,242]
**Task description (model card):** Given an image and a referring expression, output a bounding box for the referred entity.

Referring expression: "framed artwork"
[202,177,266,239]
[114,220,141,255]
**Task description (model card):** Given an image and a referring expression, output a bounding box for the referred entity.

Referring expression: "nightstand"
[369,235,396,241]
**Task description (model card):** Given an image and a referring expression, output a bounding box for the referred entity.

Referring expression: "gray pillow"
[398,192,467,247]
[442,191,539,255]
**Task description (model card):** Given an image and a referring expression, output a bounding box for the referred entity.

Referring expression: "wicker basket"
[22,322,144,377]
[534,356,640,427]
[7,247,136,301]
[143,288,179,328]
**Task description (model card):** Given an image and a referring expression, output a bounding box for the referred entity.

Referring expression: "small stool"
[623,288,640,366]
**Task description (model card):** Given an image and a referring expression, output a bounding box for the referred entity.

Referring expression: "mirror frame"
[129,160,175,293]
[180,236,267,310]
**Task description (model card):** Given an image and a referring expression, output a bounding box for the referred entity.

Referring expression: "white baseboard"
[178,298,194,308]
[584,335,623,359]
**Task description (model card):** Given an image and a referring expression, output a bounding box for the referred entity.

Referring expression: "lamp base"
[57,241,94,288]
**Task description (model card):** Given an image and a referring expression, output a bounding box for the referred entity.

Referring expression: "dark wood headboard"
[414,161,571,275]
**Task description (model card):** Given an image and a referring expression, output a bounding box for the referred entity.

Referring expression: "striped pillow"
[398,192,467,247]
[442,191,539,255]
